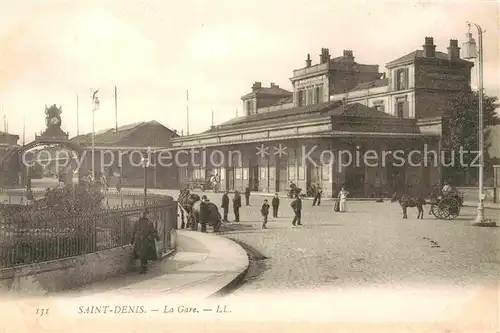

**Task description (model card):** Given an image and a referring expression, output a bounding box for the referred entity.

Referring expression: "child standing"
[271,193,280,218]
[261,199,270,229]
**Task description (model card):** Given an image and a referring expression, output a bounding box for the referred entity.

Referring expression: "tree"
[442,89,500,185]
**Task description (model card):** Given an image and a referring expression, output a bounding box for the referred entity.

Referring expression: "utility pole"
[186,89,190,135]
[462,22,495,227]
[114,86,118,135]
[76,94,80,136]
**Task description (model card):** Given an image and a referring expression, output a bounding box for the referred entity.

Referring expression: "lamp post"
[462,22,495,226]
[91,90,100,182]
[142,147,151,206]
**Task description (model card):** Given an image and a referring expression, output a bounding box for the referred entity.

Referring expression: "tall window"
[396,101,405,117]
[307,89,313,106]
[297,90,305,107]
[396,68,409,90]
[315,86,323,104]
[246,100,253,115]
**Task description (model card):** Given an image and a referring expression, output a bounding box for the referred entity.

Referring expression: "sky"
[0,0,498,143]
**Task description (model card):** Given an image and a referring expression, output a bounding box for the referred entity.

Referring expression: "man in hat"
[312,183,322,206]
[199,195,210,232]
[233,190,242,222]
[131,210,160,274]
[442,181,452,195]
[291,193,303,226]
[221,190,230,222]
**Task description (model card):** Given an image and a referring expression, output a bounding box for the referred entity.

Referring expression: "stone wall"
[0,245,134,296]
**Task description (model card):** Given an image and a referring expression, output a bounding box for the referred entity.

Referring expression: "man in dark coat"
[271,193,280,218]
[233,190,242,222]
[261,199,270,229]
[199,195,210,232]
[221,191,230,222]
[131,210,160,274]
[312,183,322,206]
[291,194,303,226]
[244,187,251,206]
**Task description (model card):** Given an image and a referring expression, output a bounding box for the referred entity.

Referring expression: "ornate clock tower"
[36,104,69,140]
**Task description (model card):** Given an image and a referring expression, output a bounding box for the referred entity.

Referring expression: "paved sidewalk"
[51,230,249,299]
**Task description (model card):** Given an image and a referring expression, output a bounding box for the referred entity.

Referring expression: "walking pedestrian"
[271,193,280,218]
[261,199,270,229]
[221,191,229,222]
[338,187,349,212]
[244,187,251,206]
[312,183,322,206]
[131,210,160,274]
[291,194,302,226]
[233,190,242,222]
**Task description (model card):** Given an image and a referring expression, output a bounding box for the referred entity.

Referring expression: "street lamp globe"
[462,32,477,60]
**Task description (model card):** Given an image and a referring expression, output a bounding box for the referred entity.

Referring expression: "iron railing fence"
[0,193,177,268]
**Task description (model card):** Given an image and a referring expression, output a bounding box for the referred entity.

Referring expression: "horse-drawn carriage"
[392,188,464,220]
[429,191,464,220]
[177,189,222,232]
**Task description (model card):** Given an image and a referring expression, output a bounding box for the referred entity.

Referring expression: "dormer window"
[246,100,254,115]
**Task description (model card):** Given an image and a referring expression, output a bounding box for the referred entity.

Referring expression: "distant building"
[167,37,475,197]
[71,121,179,188]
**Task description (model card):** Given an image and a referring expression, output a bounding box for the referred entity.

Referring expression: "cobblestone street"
[192,193,499,292]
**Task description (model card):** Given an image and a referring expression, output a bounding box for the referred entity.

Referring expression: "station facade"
[168,37,474,198]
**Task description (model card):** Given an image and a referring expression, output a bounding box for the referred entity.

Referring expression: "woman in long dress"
[338,187,349,212]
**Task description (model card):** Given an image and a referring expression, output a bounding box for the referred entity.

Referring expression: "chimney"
[422,37,436,57]
[252,81,262,91]
[306,53,311,67]
[270,83,279,88]
[447,39,460,60]
[320,48,330,64]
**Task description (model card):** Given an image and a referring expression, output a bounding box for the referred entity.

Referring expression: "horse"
[190,199,222,233]
[391,192,426,219]
[177,188,199,229]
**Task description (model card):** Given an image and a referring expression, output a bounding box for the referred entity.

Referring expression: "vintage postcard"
[0,0,499,332]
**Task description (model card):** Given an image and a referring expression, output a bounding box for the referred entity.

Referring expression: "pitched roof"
[211,100,342,130]
[71,120,177,146]
[241,86,292,100]
[386,50,470,67]
[329,103,397,118]
[203,101,407,134]
[274,95,294,105]
[351,78,389,91]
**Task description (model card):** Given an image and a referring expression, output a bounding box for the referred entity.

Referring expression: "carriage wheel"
[437,201,450,219]
[430,204,440,218]
[444,197,460,220]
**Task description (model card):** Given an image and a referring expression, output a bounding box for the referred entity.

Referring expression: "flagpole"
[211,110,214,127]
[186,89,190,135]
[114,86,118,136]
[22,115,26,146]
[76,94,80,136]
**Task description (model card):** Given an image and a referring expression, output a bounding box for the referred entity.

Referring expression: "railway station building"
[167,37,474,198]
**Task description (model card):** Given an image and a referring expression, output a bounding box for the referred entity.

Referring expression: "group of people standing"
[219,185,350,229]
[220,187,253,222]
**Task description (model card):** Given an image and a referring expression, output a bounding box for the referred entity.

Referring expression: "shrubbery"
[0,184,106,267]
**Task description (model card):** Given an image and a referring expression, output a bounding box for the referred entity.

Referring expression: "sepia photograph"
[0,0,499,332]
